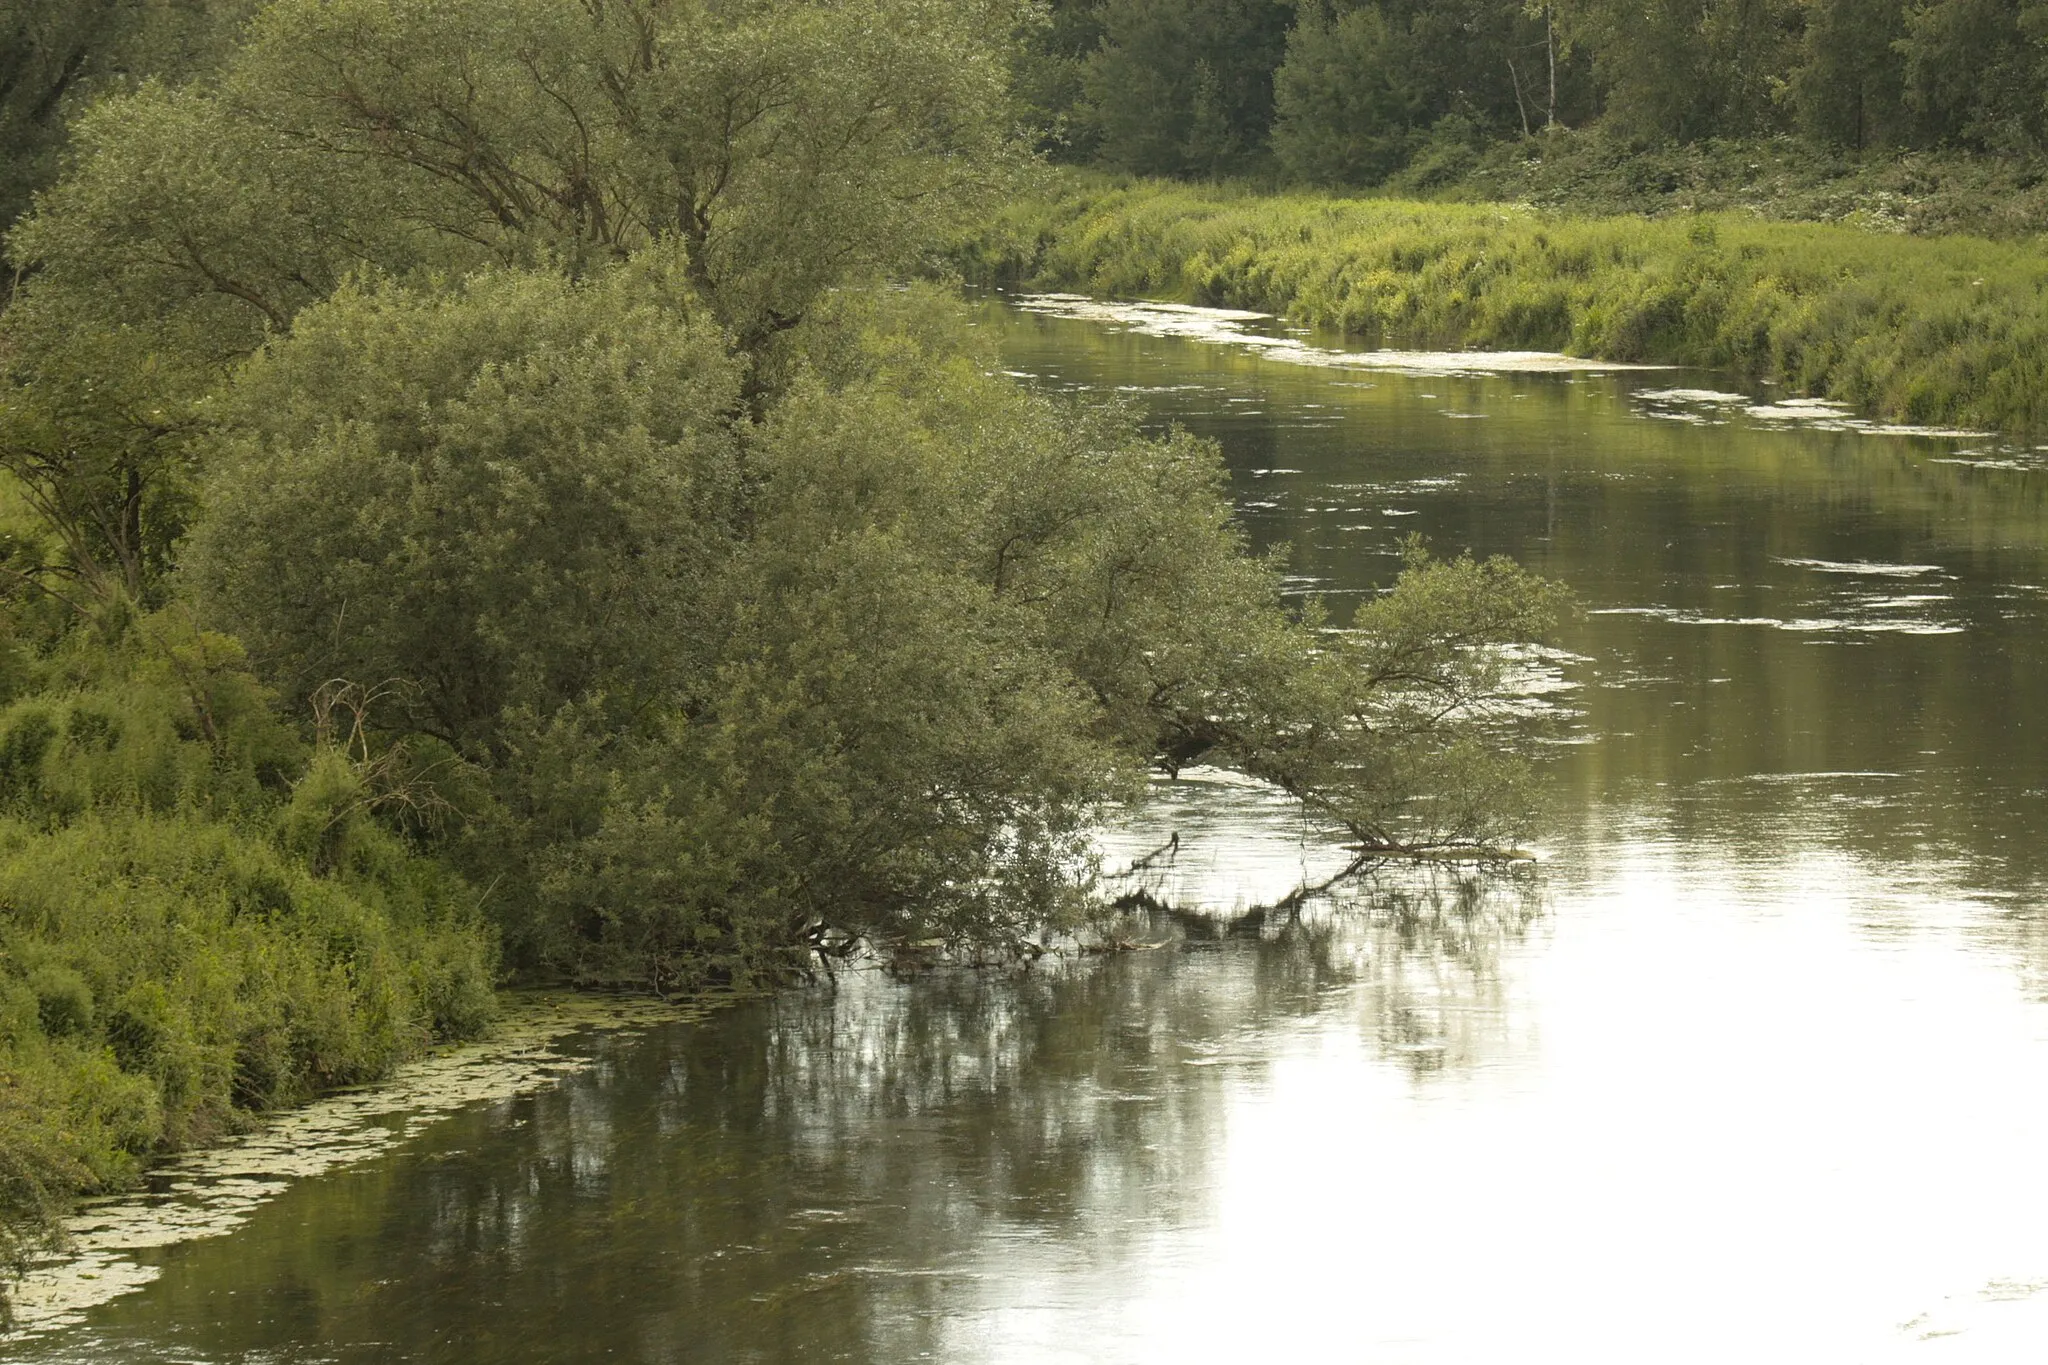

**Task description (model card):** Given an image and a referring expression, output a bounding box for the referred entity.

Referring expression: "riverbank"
[5,990,709,1338]
[0,823,498,1327]
[0,618,504,1325]
[958,176,2048,435]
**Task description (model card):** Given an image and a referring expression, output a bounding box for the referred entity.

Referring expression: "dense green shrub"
[182,266,1563,989]
[185,251,746,754]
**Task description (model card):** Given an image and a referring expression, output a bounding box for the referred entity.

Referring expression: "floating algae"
[7,992,712,1337]
[1011,294,1668,375]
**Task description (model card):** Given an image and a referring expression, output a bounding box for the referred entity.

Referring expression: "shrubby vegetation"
[185,262,1562,982]
[0,604,495,1303]
[0,0,1566,1316]
[962,176,2048,432]
[1420,134,2048,238]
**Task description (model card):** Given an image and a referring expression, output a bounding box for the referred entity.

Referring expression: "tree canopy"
[7,0,1030,360]
[186,270,1564,980]
[0,0,262,259]
[1011,0,2048,186]
[0,0,1569,989]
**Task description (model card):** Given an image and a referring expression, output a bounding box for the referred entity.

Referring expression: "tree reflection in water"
[25,868,1534,1364]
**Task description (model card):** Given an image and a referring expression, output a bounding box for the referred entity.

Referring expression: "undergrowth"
[1400,130,2048,240]
[0,611,496,1321]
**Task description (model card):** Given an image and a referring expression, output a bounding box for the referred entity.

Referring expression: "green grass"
[0,614,497,1320]
[962,173,2048,433]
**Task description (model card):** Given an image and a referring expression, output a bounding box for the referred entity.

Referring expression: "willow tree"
[6,0,1568,989]
[183,268,1566,983]
[10,0,1027,350]
[1,0,1032,605]
[0,0,263,253]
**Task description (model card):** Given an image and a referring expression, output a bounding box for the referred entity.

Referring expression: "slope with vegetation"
[0,0,1565,1315]
[963,177,2048,432]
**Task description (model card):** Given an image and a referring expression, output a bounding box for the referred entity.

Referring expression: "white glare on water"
[942,827,2048,1363]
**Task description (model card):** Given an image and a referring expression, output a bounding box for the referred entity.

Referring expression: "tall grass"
[0,617,496,1318]
[961,175,2048,433]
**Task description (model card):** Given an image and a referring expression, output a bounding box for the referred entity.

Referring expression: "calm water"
[20,299,2048,1362]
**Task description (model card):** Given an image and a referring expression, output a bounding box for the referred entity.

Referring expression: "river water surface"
[17,297,2048,1362]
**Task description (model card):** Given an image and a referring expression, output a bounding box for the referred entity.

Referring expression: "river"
[15,295,2048,1362]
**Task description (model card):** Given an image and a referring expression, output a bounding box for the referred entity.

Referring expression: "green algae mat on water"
[960,176,2048,436]
[4,992,713,1339]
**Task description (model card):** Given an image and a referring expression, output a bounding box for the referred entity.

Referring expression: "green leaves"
[1899,0,2048,152]
[4,2,1570,988]
[7,0,1033,360]
[1080,0,1294,177]
[0,0,264,253]
[187,249,745,750]
[0,0,1038,615]
[1272,4,1429,185]
[183,263,1566,980]
[1306,544,1571,851]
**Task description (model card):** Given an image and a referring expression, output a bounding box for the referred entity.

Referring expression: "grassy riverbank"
[960,176,2048,434]
[0,614,497,1321]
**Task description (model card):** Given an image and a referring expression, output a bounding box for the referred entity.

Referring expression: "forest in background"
[14,0,2048,260]
[1013,0,2048,231]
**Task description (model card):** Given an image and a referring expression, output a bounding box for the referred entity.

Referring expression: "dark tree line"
[9,0,2044,236]
[1017,0,2048,183]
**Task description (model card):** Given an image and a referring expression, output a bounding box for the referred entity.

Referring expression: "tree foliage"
[1552,0,1803,142]
[1274,0,1594,184]
[1788,0,1910,150]
[1899,0,2048,152]
[0,0,262,255]
[1273,3,1431,183]
[1,0,1034,613]
[186,249,745,752]
[184,270,1564,984]
[1001,0,2048,181]
[6,0,1031,372]
[1080,0,1294,177]
[0,0,1572,1304]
